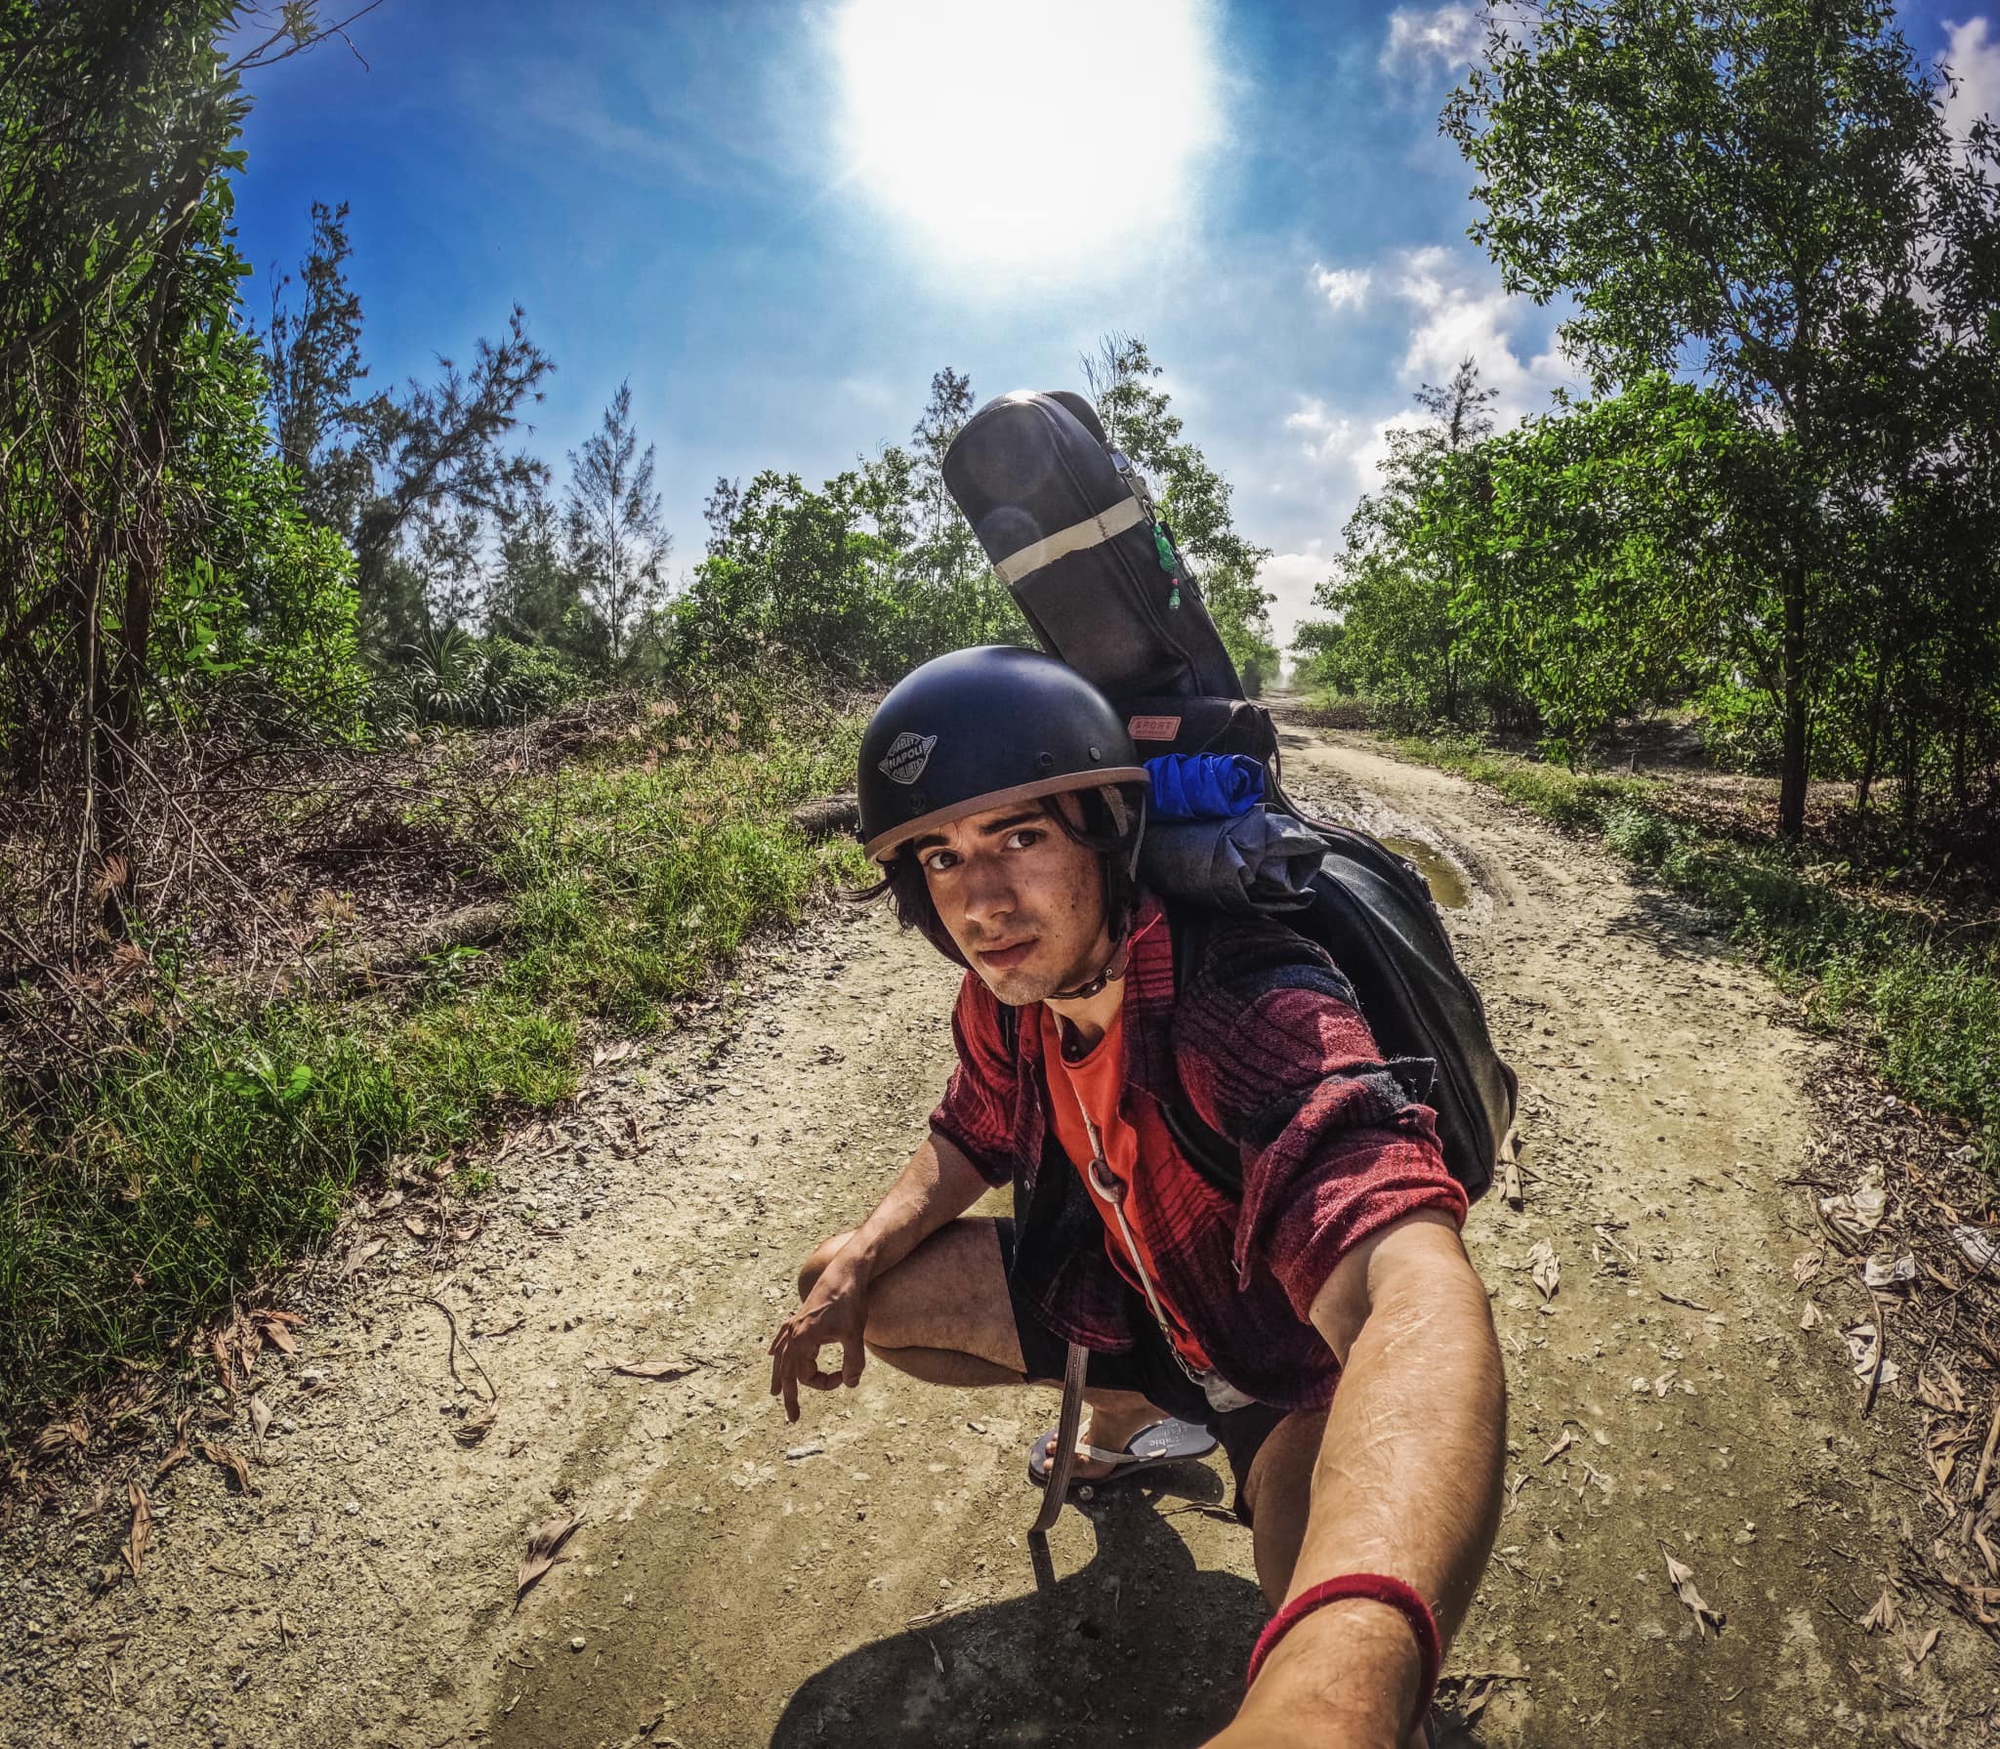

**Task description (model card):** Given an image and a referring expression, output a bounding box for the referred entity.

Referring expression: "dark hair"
[843,783,1146,967]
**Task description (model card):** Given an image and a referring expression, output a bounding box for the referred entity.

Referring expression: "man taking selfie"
[770,646,1505,1748]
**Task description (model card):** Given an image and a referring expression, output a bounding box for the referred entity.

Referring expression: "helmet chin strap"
[1046,789,1149,1003]
[1046,937,1130,1003]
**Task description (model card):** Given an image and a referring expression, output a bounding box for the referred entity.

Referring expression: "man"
[769,646,1505,1748]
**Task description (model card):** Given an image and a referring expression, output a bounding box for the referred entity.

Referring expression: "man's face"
[914,795,1110,1005]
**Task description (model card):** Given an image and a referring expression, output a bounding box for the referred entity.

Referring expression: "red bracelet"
[1245,1573,1441,1736]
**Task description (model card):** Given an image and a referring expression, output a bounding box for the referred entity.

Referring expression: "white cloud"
[1255,546,1335,651]
[1380,5,1481,79]
[1309,263,1372,312]
[1281,245,1577,491]
[1255,244,1582,649]
[1943,17,2000,141]
[1347,407,1435,493]
[1285,396,1357,464]
[1390,244,1577,423]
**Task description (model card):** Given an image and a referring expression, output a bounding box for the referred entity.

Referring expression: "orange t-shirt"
[1038,1003,1215,1370]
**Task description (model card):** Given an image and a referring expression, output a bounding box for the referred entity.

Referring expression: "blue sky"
[231,0,2000,648]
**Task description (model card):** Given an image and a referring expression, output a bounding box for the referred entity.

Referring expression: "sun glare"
[832,0,1221,272]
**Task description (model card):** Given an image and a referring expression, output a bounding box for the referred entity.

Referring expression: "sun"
[832,0,1222,271]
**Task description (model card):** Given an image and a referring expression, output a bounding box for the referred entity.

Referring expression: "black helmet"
[858,646,1147,864]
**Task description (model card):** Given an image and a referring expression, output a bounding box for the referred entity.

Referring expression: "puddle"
[1381,836,1470,909]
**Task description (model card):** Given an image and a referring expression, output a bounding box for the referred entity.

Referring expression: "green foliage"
[1405,733,2000,1159]
[1304,359,1502,729]
[1456,375,1791,761]
[0,3,369,789]
[0,694,868,1415]
[369,628,586,730]
[674,400,1023,685]
[1689,680,1783,777]
[486,475,608,667]
[1440,0,2000,834]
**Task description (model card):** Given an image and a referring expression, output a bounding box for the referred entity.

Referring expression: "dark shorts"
[993,1217,1291,1525]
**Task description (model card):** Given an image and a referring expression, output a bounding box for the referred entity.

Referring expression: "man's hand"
[767,1244,870,1423]
[765,1130,994,1422]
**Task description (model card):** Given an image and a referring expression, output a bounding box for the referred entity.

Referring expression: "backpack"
[943,389,1517,1201]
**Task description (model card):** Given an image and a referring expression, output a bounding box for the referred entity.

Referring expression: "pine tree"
[565,382,670,667]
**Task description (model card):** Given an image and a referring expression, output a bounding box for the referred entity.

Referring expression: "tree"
[703,475,743,558]
[346,306,555,655]
[1302,360,1501,725]
[1443,0,1960,833]
[1455,376,1790,757]
[899,366,1016,650]
[908,367,974,564]
[0,0,368,949]
[486,475,602,663]
[260,198,369,532]
[673,371,1027,683]
[564,382,669,667]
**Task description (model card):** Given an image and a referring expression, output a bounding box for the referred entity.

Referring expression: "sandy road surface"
[6,716,1991,1749]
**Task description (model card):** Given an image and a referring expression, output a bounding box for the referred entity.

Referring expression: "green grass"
[0,701,869,1424]
[1395,733,2000,1162]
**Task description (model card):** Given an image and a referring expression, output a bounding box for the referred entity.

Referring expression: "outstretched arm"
[1212,1210,1507,1749]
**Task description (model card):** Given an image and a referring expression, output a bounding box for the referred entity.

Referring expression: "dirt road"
[7,716,1989,1748]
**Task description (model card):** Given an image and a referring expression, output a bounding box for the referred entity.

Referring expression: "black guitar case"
[943,390,1274,764]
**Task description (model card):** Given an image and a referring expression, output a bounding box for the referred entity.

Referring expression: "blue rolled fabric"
[1139,809,1326,914]
[1145,753,1266,821]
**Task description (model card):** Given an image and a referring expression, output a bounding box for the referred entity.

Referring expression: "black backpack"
[943,390,1516,1201]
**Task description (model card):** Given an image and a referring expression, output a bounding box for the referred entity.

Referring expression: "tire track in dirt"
[4,721,1986,1748]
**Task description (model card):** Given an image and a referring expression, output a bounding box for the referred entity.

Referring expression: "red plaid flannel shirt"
[928,891,1466,1413]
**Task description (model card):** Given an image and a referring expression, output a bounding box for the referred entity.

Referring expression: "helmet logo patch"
[879,732,937,786]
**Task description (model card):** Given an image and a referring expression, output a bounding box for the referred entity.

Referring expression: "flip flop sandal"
[1027,1416,1217,1493]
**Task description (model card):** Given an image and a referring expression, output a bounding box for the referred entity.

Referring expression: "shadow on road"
[770,1481,1263,1748]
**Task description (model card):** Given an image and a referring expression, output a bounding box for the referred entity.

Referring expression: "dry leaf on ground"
[1800,1300,1820,1330]
[1919,1365,1967,1414]
[257,1313,300,1356]
[123,1480,151,1569]
[1791,1252,1823,1287]
[199,1440,255,1494]
[33,1416,88,1458]
[516,1514,582,1606]
[155,1406,195,1481]
[1542,1428,1575,1464]
[1662,1546,1725,1636]
[1527,1239,1559,1302]
[1904,1625,1941,1669]
[453,1406,497,1448]
[1861,1586,1901,1633]
[611,1359,700,1381]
